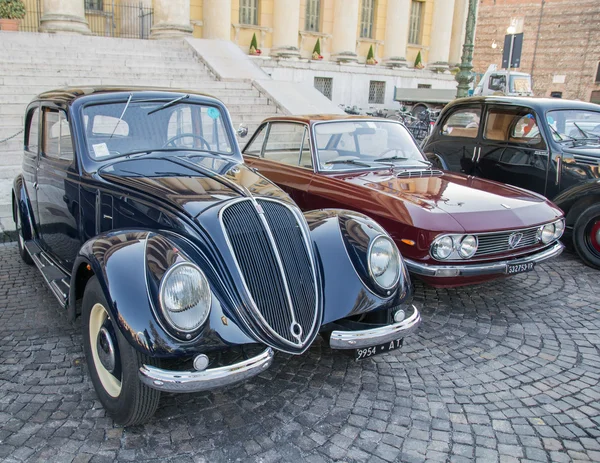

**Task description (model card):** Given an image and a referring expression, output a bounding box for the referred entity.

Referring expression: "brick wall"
[473,0,600,102]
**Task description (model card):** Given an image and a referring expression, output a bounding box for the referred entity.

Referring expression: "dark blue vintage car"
[12,87,420,425]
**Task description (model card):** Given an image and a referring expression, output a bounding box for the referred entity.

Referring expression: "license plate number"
[506,262,535,274]
[355,338,403,360]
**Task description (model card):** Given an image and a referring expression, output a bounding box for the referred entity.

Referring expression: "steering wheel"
[163,133,211,150]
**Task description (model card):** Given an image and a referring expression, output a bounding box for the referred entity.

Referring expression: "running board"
[25,241,70,309]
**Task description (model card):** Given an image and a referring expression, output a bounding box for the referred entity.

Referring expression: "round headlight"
[432,236,454,260]
[458,235,478,259]
[553,220,565,240]
[159,263,211,333]
[368,236,401,290]
[540,223,555,244]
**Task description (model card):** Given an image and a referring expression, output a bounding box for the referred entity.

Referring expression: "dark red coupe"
[242,116,565,287]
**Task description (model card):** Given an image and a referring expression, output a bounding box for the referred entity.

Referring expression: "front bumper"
[330,305,421,349]
[405,241,564,278]
[139,347,274,393]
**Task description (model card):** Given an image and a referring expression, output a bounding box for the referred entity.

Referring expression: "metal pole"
[506,34,515,94]
[456,0,478,98]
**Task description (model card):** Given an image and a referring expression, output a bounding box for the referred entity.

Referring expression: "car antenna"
[110,92,133,139]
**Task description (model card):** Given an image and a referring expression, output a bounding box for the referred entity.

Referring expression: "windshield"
[314,120,426,171]
[82,99,233,160]
[547,109,600,142]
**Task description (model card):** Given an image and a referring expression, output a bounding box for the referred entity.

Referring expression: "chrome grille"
[395,169,443,179]
[221,199,317,347]
[573,154,599,166]
[475,227,540,257]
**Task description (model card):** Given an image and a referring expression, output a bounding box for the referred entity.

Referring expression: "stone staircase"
[0,31,281,233]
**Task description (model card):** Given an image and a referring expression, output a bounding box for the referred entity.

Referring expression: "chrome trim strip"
[329,305,421,349]
[139,347,274,393]
[407,241,564,277]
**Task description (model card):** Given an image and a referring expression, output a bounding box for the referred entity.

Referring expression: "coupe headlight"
[553,219,565,240]
[368,236,401,289]
[540,223,555,244]
[458,235,478,258]
[159,262,211,333]
[432,236,454,260]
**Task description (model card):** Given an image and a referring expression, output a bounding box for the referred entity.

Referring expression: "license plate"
[355,338,403,360]
[506,262,535,274]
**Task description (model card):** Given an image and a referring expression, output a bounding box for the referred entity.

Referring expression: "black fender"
[12,174,35,241]
[304,209,412,325]
[70,229,256,358]
[552,181,600,226]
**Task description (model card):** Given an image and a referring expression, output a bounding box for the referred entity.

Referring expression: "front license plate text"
[355,338,403,360]
[507,262,535,274]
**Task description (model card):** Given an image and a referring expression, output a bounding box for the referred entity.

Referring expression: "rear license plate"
[506,262,535,275]
[355,338,403,360]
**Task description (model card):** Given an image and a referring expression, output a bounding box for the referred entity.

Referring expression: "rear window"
[441,107,481,138]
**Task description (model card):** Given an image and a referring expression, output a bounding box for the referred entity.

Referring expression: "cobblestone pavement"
[1,241,599,463]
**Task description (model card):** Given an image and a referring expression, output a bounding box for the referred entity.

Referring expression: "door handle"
[477,147,482,163]
[33,182,38,190]
[555,156,561,185]
[471,146,477,162]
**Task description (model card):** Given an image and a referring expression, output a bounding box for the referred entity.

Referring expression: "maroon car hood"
[341,170,561,232]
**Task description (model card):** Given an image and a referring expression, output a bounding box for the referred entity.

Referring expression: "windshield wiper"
[549,124,575,143]
[148,94,189,115]
[373,155,432,166]
[110,92,132,139]
[324,159,373,168]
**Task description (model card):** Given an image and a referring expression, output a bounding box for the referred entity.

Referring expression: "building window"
[417,84,432,89]
[368,81,385,104]
[85,0,103,10]
[305,0,321,32]
[596,62,600,83]
[240,0,258,25]
[314,77,333,100]
[409,0,423,45]
[360,0,375,39]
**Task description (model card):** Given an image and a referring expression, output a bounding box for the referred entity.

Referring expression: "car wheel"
[82,276,160,426]
[14,200,33,265]
[573,203,600,270]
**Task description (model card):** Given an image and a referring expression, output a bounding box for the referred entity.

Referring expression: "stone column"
[428,0,456,70]
[449,0,468,66]
[271,0,301,57]
[39,0,91,34]
[331,0,359,63]
[203,0,232,40]
[150,0,193,39]
[383,0,411,67]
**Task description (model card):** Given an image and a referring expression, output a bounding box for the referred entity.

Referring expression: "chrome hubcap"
[97,326,116,373]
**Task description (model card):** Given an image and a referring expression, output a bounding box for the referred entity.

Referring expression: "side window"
[484,108,544,147]
[43,109,74,162]
[263,123,306,166]
[26,108,39,153]
[511,114,542,144]
[300,129,312,168]
[441,107,481,138]
[243,125,267,157]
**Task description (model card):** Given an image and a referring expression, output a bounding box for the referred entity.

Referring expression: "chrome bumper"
[330,305,421,349]
[139,348,274,393]
[405,241,564,278]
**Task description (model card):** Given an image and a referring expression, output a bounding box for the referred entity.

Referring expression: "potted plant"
[249,32,262,56]
[0,0,26,31]
[366,45,378,65]
[414,51,424,69]
[311,38,323,60]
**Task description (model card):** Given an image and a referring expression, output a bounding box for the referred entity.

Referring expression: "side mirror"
[237,124,249,138]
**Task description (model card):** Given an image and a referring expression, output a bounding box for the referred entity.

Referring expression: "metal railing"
[17,1,153,39]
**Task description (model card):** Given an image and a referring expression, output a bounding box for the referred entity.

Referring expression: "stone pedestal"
[39,0,91,35]
[383,0,410,68]
[151,0,193,39]
[428,0,456,70]
[203,0,232,40]
[271,0,301,58]
[331,0,359,63]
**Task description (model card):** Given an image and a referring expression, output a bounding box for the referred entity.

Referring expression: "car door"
[243,122,315,209]
[36,106,80,269]
[476,105,549,195]
[22,105,40,229]
[424,104,482,175]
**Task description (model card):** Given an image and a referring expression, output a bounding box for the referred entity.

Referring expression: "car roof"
[447,96,600,112]
[32,86,219,105]
[260,114,382,124]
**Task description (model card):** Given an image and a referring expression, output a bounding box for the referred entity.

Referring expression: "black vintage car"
[423,96,600,269]
[12,87,421,425]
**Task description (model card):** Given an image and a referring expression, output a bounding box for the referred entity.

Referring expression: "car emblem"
[508,232,524,249]
[501,203,511,209]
